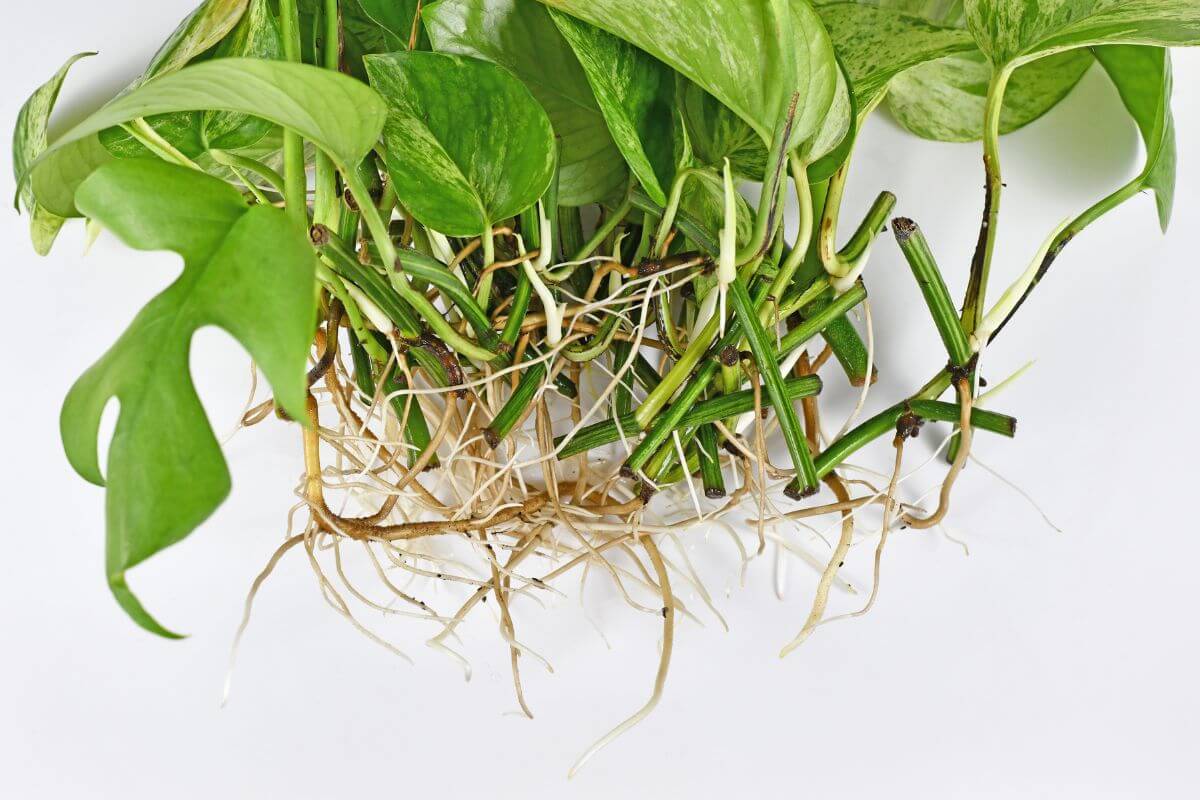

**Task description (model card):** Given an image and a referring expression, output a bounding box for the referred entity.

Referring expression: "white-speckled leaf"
[141,0,250,83]
[536,0,839,155]
[11,52,94,253]
[678,79,768,179]
[804,65,852,164]
[1093,45,1176,231]
[888,49,1094,141]
[548,8,676,206]
[360,0,428,50]
[365,51,556,236]
[103,0,282,159]
[22,59,386,217]
[424,0,627,206]
[815,3,975,109]
[965,0,1200,67]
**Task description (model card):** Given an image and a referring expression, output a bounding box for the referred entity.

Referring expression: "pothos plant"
[12,0,1197,773]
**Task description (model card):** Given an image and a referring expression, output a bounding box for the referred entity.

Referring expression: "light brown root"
[818,438,906,630]
[779,472,856,658]
[568,534,675,778]
[902,379,974,530]
[222,531,306,706]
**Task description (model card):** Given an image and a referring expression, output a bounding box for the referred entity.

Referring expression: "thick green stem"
[559,376,821,459]
[729,276,819,495]
[814,400,1016,478]
[893,218,972,367]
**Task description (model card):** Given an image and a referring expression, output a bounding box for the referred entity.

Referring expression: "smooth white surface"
[3,5,1199,798]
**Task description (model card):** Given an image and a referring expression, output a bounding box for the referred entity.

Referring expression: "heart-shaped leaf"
[814,2,975,110]
[12,52,94,254]
[360,0,429,50]
[141,0,250,84]
[680,60,853,183]
[364,51,556,236]
[547,8,676,206]
[67,159,317,637]
[103,0,283,159]
[1093,45,1175,230]
[536,0,839,156]
[888,49,1094,141]
[24,58,386,217]
[201,0,284,150]
[964,0,1200,68]
[678,79,768,179]
[839,1,1095,142]
[423,0,627,206]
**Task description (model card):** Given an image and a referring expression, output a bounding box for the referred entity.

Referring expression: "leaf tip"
[110,573,187,640]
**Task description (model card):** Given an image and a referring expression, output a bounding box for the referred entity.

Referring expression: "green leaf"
[853,1,1095,142]
[888,49,1094,141]
[964,0,1200,67]
[296,0,427,77]
[547,8,676,206]
[814,2,975,109]
[804,63,853,166]
[360,0,429,50]
[423,0,627,206]
[103,0,283,160]
[536,0,839,155]
[67,159,317,637]
[24,58,386,217]
[678,79,768,179]
[678,170,754,250]
[11,52,94,254]
[364,51,556,236]
[1093,45,1176,230]
[807,56,858,182]
[203,0,284,150]
[681,58,852,183]
[141,0,250,83]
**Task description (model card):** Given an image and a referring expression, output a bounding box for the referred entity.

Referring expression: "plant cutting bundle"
[12,0,1198,773]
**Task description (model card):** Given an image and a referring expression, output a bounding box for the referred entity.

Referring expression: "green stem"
[654,168,706,254]
[279,0,308,229]
[893,218,972,367]
[122,119,202,170]
[961,64,1013,334]
[814,400,1016,478]
[818,161,848,276]
[574,193,633,262]
[343,164,397,267]
[313,0,342,227]
[762,154,812,319]
[558,376,822,460]
[477,222,497,308]
[987,179,1142,342]
[729,276,819,496]
[209,150,286,196]
[697,424,726,498]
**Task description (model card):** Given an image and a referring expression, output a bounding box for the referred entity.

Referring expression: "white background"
[2,3,1198,798]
